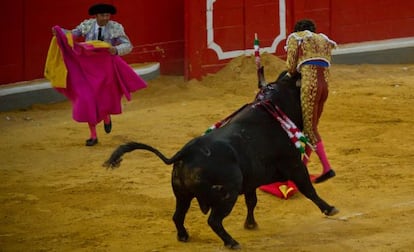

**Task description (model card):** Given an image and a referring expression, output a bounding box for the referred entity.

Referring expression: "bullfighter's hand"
[109,46,118,55]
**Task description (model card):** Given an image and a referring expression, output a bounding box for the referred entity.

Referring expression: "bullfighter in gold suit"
[285,19,337,183]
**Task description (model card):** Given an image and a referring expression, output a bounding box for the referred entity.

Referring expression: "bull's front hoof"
[225,240,241,250]
[177,231,189,242]
[244,221,258,230]
[324,207,339,216]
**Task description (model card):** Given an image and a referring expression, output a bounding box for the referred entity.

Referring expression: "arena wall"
[0,0,184,85]
[185,0,414,80]
[1,0,414,85]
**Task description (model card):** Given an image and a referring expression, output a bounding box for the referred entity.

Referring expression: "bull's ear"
[276,70,289,81]
[290,72,302,81]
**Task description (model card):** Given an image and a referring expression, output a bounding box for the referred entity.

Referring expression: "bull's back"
[212,107,302,187]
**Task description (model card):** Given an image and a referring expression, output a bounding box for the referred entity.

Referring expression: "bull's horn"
[257,66,267,88]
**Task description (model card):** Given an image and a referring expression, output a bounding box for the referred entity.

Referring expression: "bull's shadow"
[103,71,339,249]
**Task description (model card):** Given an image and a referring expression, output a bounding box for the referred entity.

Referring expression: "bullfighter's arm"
[286,35,299,75]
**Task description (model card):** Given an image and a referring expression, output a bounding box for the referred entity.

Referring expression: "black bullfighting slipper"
[104,120,112,134]
[85,138,98,146]
[314,169,336,184]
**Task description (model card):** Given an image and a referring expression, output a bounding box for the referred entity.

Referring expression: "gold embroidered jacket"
[285,30,336,73]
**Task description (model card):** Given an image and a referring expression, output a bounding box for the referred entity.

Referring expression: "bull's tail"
[103,142,179,168]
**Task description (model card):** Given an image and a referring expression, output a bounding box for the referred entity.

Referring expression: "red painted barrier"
[1,0,414,84]
[1,1,24,84]
[0,0,184,84]
[185,0,414,80]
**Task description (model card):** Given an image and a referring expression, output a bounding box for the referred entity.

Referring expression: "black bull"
[103,72,339,249]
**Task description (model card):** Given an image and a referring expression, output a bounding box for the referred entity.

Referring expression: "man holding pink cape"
[46,4,147,146]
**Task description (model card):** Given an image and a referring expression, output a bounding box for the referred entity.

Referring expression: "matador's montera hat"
[88,3,117,15]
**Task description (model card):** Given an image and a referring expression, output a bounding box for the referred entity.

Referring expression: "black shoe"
[85,138,98,146]
[104,120,112,134]
[314,169,336,183]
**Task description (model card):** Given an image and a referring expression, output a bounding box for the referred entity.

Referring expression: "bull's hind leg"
[173,195,192,242]
[291,163,339,216]
[208,194,240,249]
[244,190,258,229]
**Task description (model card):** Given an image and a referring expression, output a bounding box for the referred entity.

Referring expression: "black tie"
[98,27,103,41]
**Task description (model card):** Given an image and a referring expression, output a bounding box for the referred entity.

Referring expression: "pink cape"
[53,25,147,124]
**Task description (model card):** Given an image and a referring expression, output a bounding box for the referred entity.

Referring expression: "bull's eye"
[200,147,211,156]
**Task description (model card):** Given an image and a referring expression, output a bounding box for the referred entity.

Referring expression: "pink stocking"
[315,141,331,173]
[88,123,97,139]
[104,115,111,124]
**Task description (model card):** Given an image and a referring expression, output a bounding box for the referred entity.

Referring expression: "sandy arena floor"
[1,54,413,251]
